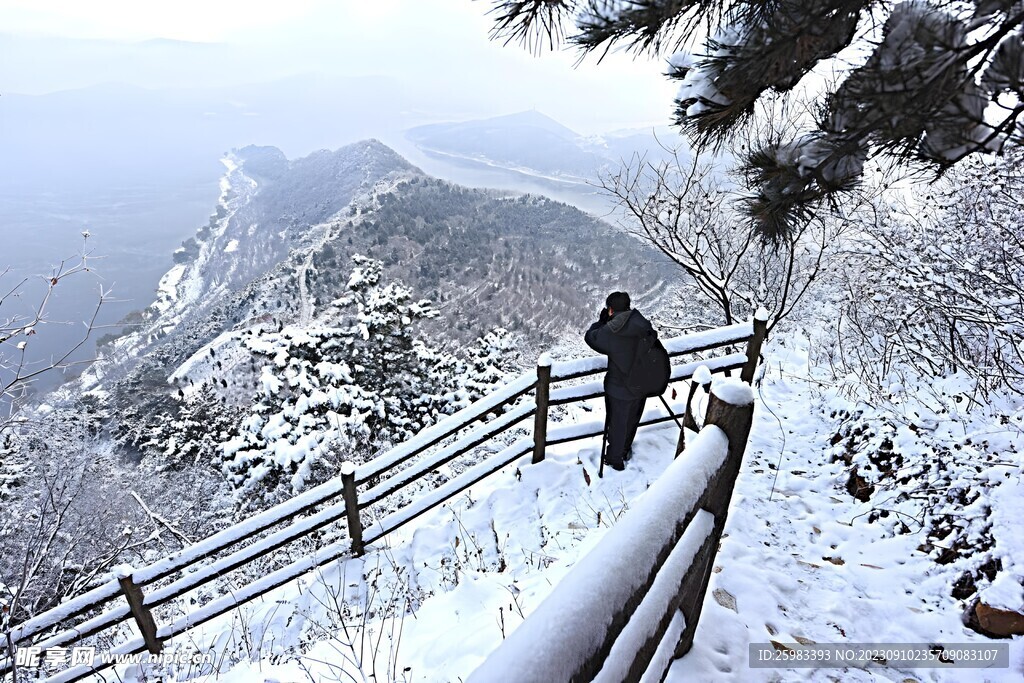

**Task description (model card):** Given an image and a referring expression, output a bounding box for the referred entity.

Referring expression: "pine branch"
[573,0,724,57]
[675,0,870,148]
[487,0,579,53]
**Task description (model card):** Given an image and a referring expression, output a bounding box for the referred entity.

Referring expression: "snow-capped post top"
[711,377,754,406]
[693,365,713,386]
[339,461,356,477]
[111,564,136,580]
[537,353,552,368]
[754,307,769,322]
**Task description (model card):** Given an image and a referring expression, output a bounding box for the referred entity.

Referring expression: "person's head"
[606,291,631,315]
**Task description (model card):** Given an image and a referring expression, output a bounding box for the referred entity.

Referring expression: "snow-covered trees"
[488,0,1024,239]
[0,242,233,626]
[462,326,519,399]
[0,404,216,627]
[221,257,518,510]
[599,148,836,330]
[135,388,241,470]
[1,242,118,624]
[836,146,1024,393]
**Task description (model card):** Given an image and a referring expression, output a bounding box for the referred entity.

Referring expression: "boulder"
[965,599,1024,637]
[975,602,1024,637]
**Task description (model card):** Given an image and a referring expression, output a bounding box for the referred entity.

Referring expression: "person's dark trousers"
[624,397,646,459]
[604,393,646,468]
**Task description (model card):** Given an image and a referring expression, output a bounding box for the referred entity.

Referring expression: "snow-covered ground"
[94,330,1021,683]
[673,337,1023,683]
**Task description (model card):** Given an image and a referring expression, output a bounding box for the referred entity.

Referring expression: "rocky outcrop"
[965,599,1024,637]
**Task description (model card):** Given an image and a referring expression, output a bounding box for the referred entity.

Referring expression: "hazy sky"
[2,0,679,134]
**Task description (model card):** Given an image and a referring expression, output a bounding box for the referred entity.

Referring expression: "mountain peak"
[485,110,580,138]
[234,140,419,183]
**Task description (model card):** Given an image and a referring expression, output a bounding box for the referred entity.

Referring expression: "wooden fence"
[1,316,766,683]
[467,379,757,682]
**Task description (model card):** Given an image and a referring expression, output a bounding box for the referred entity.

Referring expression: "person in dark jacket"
[584,291,654,471]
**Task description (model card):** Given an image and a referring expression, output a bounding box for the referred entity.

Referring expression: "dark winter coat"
[584,309,655,399]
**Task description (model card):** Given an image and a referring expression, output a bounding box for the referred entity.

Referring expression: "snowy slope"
[669,337,1023,683]
[99,333,1022,683]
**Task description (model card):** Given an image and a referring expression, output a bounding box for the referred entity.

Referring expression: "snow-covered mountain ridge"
[70,139,675,473]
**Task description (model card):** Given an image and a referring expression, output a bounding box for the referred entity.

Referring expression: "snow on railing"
[1,317,766,683]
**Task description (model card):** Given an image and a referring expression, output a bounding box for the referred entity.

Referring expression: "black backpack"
[626,331,671,398]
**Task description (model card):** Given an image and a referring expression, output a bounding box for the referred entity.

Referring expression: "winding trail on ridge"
[296,251,315,326]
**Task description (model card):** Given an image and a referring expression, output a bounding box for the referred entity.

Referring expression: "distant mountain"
[77,141,676,460]
[410,110,582,144]
[406,111,600,180]
[405,111,686,183]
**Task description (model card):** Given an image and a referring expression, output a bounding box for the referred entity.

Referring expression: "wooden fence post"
[674,379,755,658]
[678,369,713,457]
[741,310,769,383]
[340,462,364,556]
[675,380,702,456]
[118,574,162,655]
[532,355,552,464]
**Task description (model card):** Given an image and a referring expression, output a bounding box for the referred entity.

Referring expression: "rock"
[846,466,874,502]
[972,601,1024,637]
[951,570,977,600]
[713,588,738,612]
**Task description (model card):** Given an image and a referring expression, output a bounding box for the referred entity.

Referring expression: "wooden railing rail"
[356,401,538,509]
[2,315,766,683]
[546,352,748,407]
[354,373,538,483]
